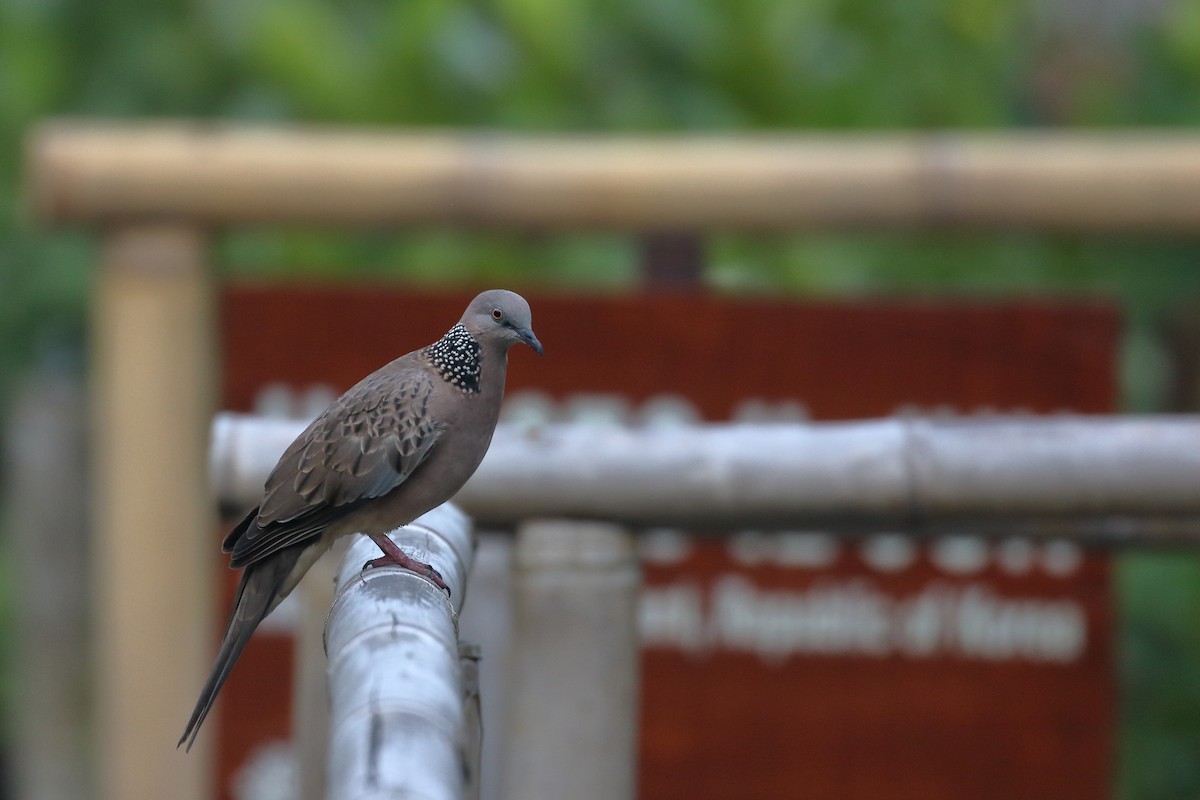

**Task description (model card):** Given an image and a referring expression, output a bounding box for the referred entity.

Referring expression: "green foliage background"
[3,0,1200,796]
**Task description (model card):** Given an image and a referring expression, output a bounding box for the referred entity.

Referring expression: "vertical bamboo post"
[93,225,215,800]
[457,533,514,800]
[6,368,91,800]
[294,545,345,800]
[324,505,476,800]
[460,642,484,800]
[502,520,642,800]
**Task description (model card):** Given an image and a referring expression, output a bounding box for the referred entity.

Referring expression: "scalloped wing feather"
[226,365,442,567]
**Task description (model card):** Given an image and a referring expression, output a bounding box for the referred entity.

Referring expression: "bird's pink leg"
[365,533,450,595]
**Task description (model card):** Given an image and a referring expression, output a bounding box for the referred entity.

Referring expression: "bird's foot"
[364,533,451,596]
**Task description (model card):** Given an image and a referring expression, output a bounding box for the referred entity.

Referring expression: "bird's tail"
[178,547,301,751]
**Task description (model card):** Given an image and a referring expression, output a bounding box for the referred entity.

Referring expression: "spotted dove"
[179,289,542,750]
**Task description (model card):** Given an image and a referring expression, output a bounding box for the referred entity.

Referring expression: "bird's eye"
[491,307,504,321]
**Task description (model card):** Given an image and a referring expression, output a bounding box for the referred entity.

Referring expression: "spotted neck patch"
[424,324,482,393]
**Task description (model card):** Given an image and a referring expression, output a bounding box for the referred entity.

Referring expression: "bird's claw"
[362,555,452,597]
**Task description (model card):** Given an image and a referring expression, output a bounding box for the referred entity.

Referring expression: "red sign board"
[216,286,1117,800]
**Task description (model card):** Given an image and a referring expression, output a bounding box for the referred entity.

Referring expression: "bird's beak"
[519,328,544,356]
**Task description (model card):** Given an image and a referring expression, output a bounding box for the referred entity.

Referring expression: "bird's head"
[461,289,543,356]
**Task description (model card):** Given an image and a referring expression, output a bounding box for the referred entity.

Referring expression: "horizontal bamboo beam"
[27,123,1200,231]
[211,413,1200,544]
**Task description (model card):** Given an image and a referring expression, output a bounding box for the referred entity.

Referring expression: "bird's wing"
[226,365,443,567]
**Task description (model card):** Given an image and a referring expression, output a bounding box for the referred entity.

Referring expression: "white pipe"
[324,503,475,800]
[211,413,1200,539]
[210,413,301,510]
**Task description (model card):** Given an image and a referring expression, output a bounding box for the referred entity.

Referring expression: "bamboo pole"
[94,225,215,800]
[502,520,641,800]
[27,124,1200,231]
[460,643,483,800]
[325,504,475,800]
[210,413,1200,542]
[457,534,514,800]
[292,543,345,800]
[5,368,91,800]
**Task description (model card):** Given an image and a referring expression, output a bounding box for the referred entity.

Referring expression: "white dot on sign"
[254,383,295,418]
[637,394,701,428]
[731,398,809,423]
[1041,540,1083,577]
[728,531,772,566]
[639,529,693,565]
[930,536,989,575]
[299,385,337,419]
[997,538,1035,575]
[860,534,916,573]
[500,390,555,428]
[775,533,839,568]
[563,393,631,427]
